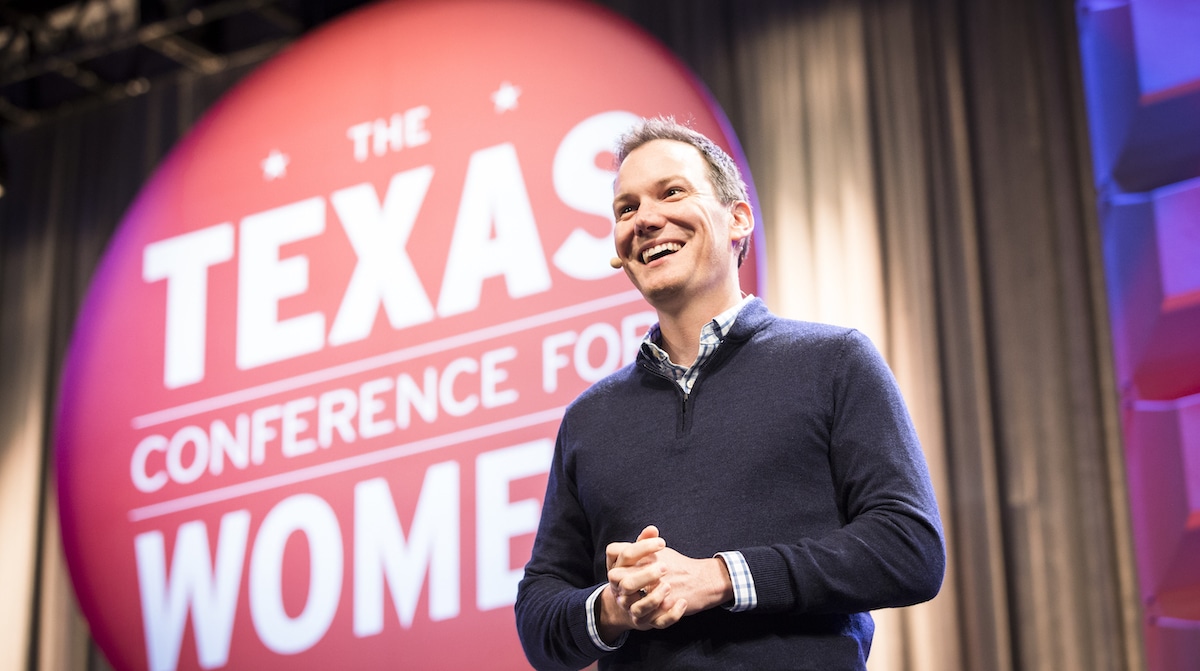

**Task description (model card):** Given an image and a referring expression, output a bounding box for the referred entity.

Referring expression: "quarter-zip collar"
[638,294,755,394]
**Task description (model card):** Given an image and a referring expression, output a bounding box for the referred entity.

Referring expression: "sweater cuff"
[716,550,758,612]
[738,546,797,611]
[586,584,627,651]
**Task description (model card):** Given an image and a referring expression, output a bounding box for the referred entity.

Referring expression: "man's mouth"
[641,242,682,264]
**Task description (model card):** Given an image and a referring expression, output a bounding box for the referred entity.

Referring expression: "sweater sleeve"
[738,329,946,615]
[514,420,612,671]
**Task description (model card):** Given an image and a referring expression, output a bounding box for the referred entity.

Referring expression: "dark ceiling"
[0,0,375,127]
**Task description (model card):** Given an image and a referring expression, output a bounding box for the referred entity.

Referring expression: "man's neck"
[654,290,743,367]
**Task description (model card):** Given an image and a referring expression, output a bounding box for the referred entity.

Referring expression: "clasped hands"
[597,525,734,644]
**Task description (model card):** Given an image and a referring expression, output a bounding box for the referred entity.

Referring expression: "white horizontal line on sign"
[131,289,646,430]
[126,405,567,522]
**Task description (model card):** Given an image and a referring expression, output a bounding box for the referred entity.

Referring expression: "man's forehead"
[614,140,707,194]
[622,138,704,169]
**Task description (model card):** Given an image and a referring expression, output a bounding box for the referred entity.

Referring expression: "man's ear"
[729,200,755,245]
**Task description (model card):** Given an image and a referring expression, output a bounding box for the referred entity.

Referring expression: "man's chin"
[634,280,686,310]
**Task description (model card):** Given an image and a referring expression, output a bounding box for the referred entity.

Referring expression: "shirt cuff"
[586,584,627,651]
[716,551,757,612]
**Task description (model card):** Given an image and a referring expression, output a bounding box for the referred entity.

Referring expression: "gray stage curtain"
[0,1,1142,669]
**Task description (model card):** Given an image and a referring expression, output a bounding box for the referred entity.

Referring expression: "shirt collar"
[640,294,754,388]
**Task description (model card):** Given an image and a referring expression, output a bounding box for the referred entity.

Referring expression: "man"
[514,117,945,670]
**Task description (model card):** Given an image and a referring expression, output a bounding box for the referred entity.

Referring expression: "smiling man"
[515,117,946,671]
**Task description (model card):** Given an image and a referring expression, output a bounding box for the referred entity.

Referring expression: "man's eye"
[666,187,683,197]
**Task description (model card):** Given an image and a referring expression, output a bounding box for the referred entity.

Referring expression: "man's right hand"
[597,525,689,644]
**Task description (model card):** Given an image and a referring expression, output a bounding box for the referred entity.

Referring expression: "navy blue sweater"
[515,299,945,670]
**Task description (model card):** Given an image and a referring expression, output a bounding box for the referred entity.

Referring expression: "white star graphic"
[491,81,522,113]
[261,149,290,181]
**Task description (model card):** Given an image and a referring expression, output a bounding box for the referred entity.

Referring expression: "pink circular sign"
[55,1,760,668]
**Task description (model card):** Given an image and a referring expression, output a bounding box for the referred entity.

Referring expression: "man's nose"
[632,202,666,235]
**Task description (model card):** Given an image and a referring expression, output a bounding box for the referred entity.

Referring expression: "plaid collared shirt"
[640,295,753,395]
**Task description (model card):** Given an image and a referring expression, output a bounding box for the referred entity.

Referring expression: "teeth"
[642,242,682,264]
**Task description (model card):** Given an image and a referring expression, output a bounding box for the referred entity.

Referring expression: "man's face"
[611,139,750,311]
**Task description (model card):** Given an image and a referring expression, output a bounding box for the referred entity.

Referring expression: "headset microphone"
[609,257,623,269]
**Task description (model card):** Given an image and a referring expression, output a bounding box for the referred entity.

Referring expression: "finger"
[605,542,630,570]
[635,525,660,542]
[612,562,667,597]
[618,589,648,614]
[607,526,664,569]
[605,541,658,571]
[628,581,670,621]
[649,597,688,629]
[610,537,665,570]
[625,584,656,617]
